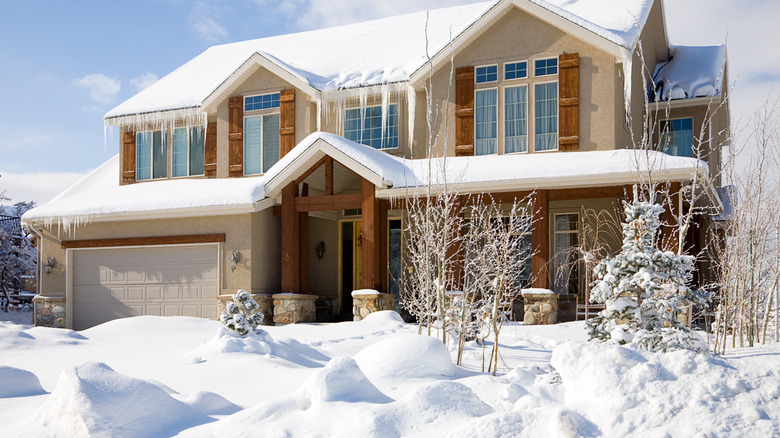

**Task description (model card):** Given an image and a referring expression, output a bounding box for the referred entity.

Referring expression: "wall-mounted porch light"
[44,257,56,275]
[228,251,241,271]
[316,241,326,261]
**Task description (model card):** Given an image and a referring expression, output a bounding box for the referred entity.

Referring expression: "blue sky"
[1,0,777,205]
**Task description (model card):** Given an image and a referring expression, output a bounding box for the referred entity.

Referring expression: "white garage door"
[71,245,219,330]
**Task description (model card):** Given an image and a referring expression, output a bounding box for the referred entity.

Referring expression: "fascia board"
[408,0,625,88]
[201,52,320,113]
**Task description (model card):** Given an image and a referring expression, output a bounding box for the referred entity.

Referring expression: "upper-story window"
[475,65,498,84]
[660,117,694,157]
[136,131,167,181]
[534,58,558,76]
[244,92,281,175]
[172,127,205,177]
[473,56,558,155]
[504,61,528,80]
[344,104,399,150]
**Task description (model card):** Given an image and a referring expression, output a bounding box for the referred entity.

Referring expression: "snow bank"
[184,391,242,416]
[0,366,45,398]
[353,334,456,379]
[189,327,329,368]
[18,362,210,437]
[551,341,780,436]
[295,357,392,405]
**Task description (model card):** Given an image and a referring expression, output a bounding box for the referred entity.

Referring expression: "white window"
[660,117,694,157]
[136,131,167,181]
[504,85,528,153]
[504,61,528,80]
[475,89,498,155]
[475,65,498,84]
[534,58,558,77]
[244,114,280,175]
[344,104,399,149]
[553,213,580,295]
[534,82,558,151]
[172,127,205,178]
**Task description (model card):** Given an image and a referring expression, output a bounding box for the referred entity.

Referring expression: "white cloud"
[72,73,121,103]
[0,171,88,206]
[129,72,159,91]
[189,2,228,43]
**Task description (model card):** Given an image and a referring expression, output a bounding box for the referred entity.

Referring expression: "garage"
[71,244,219,330]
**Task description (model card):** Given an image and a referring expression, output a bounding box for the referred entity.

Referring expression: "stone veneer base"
[351,292,396,321]
[33,296,66,328]
[521,290,558,325]
[272,293,317,324]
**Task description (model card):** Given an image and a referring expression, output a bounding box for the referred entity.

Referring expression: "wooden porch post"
[361,179,381,290]
[531,190,550,289]
[662,182,681,253]
[379,199,389,293]
[281,182,300,293]
[299,183,309,293]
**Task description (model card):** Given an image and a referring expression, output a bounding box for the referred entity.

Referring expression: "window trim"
[503,60,529,81]
[533,80,559,153]
[136,130,168,181]
[503,84,529,155]
[534,57,559,77]
[474,87,499,156]
[172,126,205,179]
[475,64,499,84]
[243,113,280,176]
[343,103,400,151]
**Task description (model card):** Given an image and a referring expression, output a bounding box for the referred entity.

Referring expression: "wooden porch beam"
[325,157,334,196]
[531,190,549,289]
[281,182,300,293]
[61,234,226,249]
[361,180,381,290]
[294,156,328,186]
[294,193,362,212]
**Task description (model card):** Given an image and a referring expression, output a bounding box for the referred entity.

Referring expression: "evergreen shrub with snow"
[587,200,711,352]
[219,290,264,336]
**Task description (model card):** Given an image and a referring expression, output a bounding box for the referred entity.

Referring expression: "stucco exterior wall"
[250,208,281,293]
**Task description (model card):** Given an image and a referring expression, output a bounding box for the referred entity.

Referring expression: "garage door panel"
[72,245,219,330]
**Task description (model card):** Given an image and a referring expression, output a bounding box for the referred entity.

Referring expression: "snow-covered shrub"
[587,201,711,352]
[219,290,264,336]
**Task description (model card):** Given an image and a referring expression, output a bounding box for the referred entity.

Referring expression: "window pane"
[136,132,152,181]
[244,116,263,175]
[534,58,558,76]
[389,219,402,305]
[475,89,497,155]
[660,118,694,157]
[190,127,205,175]
[535,83,558,151]
[554,213,579,295]
[172,128,188,178]
[244,92,281,111]
[504,61,528,80]
[475,65,498,84]
[262,114,280,173]
[152,131,167,179]
[343,104,398,149]
[505,86,528,153]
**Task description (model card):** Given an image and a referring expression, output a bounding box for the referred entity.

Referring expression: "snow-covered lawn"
[0,312,778,437]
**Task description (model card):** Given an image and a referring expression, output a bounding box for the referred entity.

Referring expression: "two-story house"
[23,0,729,330]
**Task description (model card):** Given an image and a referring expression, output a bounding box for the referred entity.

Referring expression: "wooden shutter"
[280,89,295,158]
[455,66,475,156]
[204,122,217,176]
[122,131,136,183]
[558,53,579,151]
[228,96,244,176]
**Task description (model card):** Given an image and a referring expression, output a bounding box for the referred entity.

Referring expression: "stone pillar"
[351,289,396,321]
[272,293,317,324]
[217,293,274,326]
[33,296,66,328]
[521,288,558,325]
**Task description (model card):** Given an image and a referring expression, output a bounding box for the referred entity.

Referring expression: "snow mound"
[190,327,329,368]
[295,357,392,406]
[360,310,405,324]
[22,362,210,437]
[0,366,45,398]
[185,391,242,416]
[353,334,455,379]
[402,381,493,417]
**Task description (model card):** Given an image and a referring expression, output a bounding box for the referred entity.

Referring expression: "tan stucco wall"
[250,208,281,293]
[415,6,620,158]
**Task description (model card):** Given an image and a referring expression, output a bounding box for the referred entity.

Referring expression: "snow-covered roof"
[25,131,713,227]
[652,45,726,101]
[105,0,655,121]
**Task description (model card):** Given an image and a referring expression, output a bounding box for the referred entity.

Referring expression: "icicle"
[407,83,416,158]
[621,47,633,126]
[104,106,207,134]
